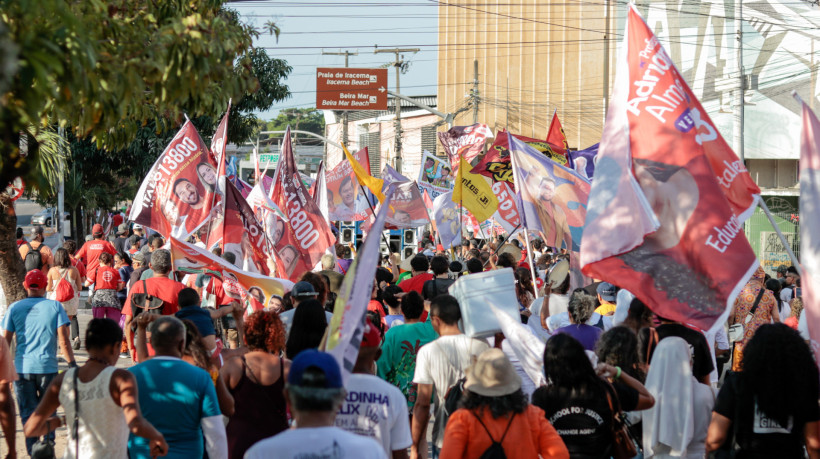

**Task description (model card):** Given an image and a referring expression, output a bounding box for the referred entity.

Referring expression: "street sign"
[259,153,280,164]
[316,68,388,111]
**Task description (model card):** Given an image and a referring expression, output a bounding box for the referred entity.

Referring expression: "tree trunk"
[0,193,26,303]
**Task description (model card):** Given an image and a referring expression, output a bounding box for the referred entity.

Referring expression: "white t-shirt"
[527,297,551,342]
[335,373,412,455]
[547,293,570,317]
[244,426,387,459]
[412,334,489,447]
[279,308,334,337]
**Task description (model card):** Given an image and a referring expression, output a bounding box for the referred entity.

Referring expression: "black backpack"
[24,243,44,272]
[473,411,515,459]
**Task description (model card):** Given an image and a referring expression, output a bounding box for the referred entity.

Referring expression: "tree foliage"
[262,108,326,138]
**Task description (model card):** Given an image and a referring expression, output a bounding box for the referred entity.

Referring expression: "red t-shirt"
[122,276,185,317]
[368,299,386,327]
[398,273,434,295]
[112,214,124,228]
[204,277,233,307]
[94,266,120,290]
[71,258,87,279]
[76,240,117,282]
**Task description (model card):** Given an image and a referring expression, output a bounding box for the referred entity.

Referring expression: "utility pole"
[472,59,480,124]
[735,0,745,161]
[375,46,419,174]
[322,49,358,147]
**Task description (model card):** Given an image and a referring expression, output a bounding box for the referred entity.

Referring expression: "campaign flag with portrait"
[360,165,428,231]
[169,237,291,312]
[798,99,820,362]
[433,191,462,249]
[580,6,760,332]
[437,124,493,173]
[269,127,335,281]
[221,181,275,275]
[326,147,374,222]
[417,150,454,199]
[325,185,397,379]
[567,144,599,180]
[509,135,590,252]
[472,130,569,185]
[130,120,219,239]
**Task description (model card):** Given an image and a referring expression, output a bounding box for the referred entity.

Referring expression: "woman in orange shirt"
[440,348,569,459]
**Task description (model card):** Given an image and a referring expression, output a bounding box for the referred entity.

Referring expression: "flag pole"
[204,100,231,249]
[523,228,539,299]
[360,185,394,255]
[758,200,802,276]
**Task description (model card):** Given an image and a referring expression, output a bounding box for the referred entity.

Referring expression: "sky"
[231,0,439,121]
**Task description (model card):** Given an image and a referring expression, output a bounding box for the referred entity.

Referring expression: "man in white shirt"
[245,350,386,459]
[411,294,489,458]
[336,321,411,458]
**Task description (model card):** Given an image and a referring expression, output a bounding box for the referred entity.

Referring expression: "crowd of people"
[0,224,817,459]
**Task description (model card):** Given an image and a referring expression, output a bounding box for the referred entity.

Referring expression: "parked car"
[31,208,70,226]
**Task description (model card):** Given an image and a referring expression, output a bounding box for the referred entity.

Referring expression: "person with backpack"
[75,223,117,286]
[19,225,53,273]
[412,294,489,458]
[46,248,83,350]
[439,348,569,459]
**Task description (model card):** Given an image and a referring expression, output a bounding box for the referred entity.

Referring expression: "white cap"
[132,224,143,230]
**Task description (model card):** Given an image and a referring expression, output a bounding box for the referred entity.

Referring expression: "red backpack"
[55,270,74,303]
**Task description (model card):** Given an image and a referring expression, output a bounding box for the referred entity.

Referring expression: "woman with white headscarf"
[643,337,714,458]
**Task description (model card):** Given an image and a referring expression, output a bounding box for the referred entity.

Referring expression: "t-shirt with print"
[335,373,412,455]
[94,266,121,290]
[1,297,70,374]
[377,320,438,410]
[122,276,185,317]
[75,239,117,282]
[244,426,387,459]
[398,273,434,295]
[713,372,820,459]
[412,334,490,447]
[384,314,404,329]
[128,357,221,459]
[531,381,639,459]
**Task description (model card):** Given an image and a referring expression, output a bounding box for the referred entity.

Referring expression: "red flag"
[129,120,219,239]
[547,109,570,150]
[471,130,568,184]
[580,6,760,331]
[205,103,231,250]
[422,189,437,233]
[221,180,275,275]
[270,127,334,280]
[437,124,493,173]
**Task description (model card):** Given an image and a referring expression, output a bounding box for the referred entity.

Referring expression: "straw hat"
[464,348,522,397]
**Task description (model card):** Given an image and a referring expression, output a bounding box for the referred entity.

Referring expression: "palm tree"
[0,126,66,303]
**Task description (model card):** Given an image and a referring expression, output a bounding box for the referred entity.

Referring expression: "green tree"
[0,0,268,302]
[263,108,326,139]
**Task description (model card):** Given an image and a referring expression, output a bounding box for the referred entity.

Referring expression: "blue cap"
[288,349,343,389]
[596,282,617,302]
[291,281,318,298]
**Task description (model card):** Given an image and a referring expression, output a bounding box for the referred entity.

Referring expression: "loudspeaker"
[402,229,416,246]
[339,221,355,245]
[402,245,416,260]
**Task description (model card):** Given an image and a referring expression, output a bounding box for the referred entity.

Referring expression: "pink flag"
[580,6,760,331]
[798,99,820,361]
[438,124,493,174]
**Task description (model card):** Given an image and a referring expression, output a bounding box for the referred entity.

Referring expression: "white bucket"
[448,268,520,338]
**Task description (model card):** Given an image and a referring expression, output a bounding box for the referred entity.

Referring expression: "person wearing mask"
[75,223,117,285]
[440,348,569,459]
[128,316,227,459]
[46,247,83,350]
[23,318,168,458]
[642,337,714,458]
[412,294,489,458]
[706,323,820,458]
[221,310,289,459]
[246,350,386,458]
[19,225,54,273]
[728,267,779,372]
[399,255,434,296]
[285,299,329,359]
[2,270,76,454]
[422,256,456,302]
[336,321,412,458]
[122,249,186,361]
[532,333,654,458]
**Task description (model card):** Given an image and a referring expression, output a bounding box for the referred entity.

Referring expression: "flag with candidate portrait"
[130,120,219,240]
[433,191,462,249]
[221,181,275,275]
[438,124,493,174]
[269,127,335,281]
[580,6,760,332]
[417,150,454,199]
[509,135,590,252]
[326,148,374,222]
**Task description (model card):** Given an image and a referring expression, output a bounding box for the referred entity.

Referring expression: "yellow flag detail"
[343,143,386,204]
[452,157,499,222]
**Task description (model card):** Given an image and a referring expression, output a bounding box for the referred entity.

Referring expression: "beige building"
[437,0,613,150]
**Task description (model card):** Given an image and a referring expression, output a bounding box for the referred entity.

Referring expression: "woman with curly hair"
[220,310,289,459]
[707,323,820,458]
[596,326,645,382]
[532,334,654,458]
[440,348,569,458]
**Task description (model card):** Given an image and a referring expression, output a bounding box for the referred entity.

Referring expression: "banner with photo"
[325,147,374,222]
[417,150,454,200]
[437,123,493,173]
[433,191,462,249]
[170,237,291,311]
[129,120,219,239]
[472,130,569,185]
[221,181,276,275]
